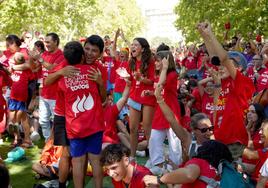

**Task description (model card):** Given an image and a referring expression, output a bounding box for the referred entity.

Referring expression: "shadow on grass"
[0,135,46,188]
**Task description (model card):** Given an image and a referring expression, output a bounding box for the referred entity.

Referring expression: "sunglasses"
[196,126,214,133]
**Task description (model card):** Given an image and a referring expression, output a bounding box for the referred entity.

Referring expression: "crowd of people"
[0,22,268,188]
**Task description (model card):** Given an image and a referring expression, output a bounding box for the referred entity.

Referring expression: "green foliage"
[150,36,173,48]
[0,0,143,43]
[87,0,144,41]
[174,0,268,42]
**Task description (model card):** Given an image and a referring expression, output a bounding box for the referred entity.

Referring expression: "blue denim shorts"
[8,99,26,111]
[127,98,142,111]
[69,131,103,157]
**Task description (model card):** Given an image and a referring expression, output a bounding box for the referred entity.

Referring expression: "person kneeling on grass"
[100,143,157,188]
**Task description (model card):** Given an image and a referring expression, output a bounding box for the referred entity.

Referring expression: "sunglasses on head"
[196,126,214,133]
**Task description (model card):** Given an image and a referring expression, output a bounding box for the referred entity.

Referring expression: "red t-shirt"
[242,131,263,164]
[256,68,268,92]
[102,56,117,84]
[128,60,156,106]
[214,71,255,145]
[3,48,28,59]
[192,87,202,112]
[114,61,128,93]
[102,105,120,144]
[252,148,268,181]
[112,163,152,188]
[58,64,105,139]
[0,70,12,109]
[152,71,181,129]
[10,69,32,102]
[48,61,68,116]
[41,49,65,100]
[202,63,218,79]
[182,158,217,188]
[182,53,197,70]
[201,93,214,121]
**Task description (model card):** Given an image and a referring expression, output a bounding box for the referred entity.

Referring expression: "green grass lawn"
[0,135,149,188]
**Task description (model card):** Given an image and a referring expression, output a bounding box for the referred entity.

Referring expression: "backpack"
[199,160,254,188]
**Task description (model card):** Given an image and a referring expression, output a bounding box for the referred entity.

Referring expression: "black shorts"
[53,115,69,146]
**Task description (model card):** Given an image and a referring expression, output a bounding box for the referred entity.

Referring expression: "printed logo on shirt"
[11,73,21,82]
[65,73,90,91]
[205,102,225,111]
[260,72,268,84]
[72,94,94,117]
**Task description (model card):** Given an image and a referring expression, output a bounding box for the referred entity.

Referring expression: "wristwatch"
[157,175,164,185]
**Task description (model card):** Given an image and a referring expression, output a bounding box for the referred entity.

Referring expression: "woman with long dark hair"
[127,37,155,160]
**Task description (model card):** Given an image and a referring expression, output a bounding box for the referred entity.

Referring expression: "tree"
[0,0,144,43]
[150,36,173,48]
[174,0,268,42]
[86,0,144,41]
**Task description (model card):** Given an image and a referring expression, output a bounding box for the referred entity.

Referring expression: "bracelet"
[157,175,164,185]
[157,98,165,104]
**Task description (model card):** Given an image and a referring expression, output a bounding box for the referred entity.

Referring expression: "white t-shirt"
[260,158,268,176]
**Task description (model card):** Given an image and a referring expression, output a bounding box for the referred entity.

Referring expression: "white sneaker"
[136,150,146,157]
[149,165,166,176]
[0,139,3,145]
[30,131,40,142]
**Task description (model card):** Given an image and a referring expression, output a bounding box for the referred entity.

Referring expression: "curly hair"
[129,37,152,76]
[100,144,130,166]
[195,140,233,169]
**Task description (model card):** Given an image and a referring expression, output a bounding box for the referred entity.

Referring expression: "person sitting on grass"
[143,140,233,188]
[100,143,156,188]
[32,134,63,179]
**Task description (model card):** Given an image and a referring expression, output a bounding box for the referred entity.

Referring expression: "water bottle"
[7,147,25,161]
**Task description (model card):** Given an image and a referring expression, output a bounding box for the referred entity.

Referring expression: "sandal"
[10,138,22,148]
[21,140,34,148]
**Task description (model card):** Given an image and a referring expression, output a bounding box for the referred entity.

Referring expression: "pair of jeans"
[39,96,55,141]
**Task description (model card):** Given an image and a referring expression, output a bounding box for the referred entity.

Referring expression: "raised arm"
[197,22,237,80]
[119,29,131,49]
[157,55,169,86]
[154,85,191,151]
[112,28,120,61]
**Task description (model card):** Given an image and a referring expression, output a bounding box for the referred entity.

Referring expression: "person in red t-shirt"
[198,68,223,125]
[44,60,80,188]
[197,22,255,160]
[102,81,130,148]
[0,66,12,144]
[242,104,265,166]
[28,33,65,141]
[127,38,156,160]
[149,50,183,174]
[112,28,130,103]
[243,120,268,185]
[144,140,233,188]
[154,85,214,160]
[58,38,106,188]
[8,52,33,147]
[100,144,153,188]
